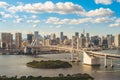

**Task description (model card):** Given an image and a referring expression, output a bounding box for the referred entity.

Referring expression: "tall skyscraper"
[91,36,100,46]
[79,36,86,48]
[34,31,39,38]
[15,32,22,49]
[86,33,89,38]
[107,34,113,48]
[75,32,79,37]
[114,34,120,47]
[27,34,33,44]
[86,33,90,47]
[50,33,56,40]
[1,33,13,49]
[60,32,63,43]
[60,32,63,39]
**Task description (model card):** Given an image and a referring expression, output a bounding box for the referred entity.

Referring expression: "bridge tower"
[70,37,81,62]
[24,32,41,54]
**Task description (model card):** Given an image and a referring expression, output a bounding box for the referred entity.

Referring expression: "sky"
[0,0,120,38]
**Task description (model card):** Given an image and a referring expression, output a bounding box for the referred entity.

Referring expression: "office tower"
[34,31,39,39]
[114,34,120,47]
[102,38,108,48]
[31,31,40,47]
[107,34,113,48]
[44,39,51,46]
[1,33,13,49]
[91,36,100,47]
[86,33,89,38]
[81,33,84,37]
[27,34,33,44]
[50,33,56,40]
[60,32,63,39]
[60,32,63,43]
[86,33,90,47]
[15,32,22,49]
[79,36,86,48]
[75,32,79,37]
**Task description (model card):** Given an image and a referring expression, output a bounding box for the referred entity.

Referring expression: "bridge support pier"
[110,59,114,68]
[104,55,107,68]
[83,52,100,66]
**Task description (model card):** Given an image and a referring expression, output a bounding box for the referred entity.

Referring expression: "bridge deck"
[86,51,120,59]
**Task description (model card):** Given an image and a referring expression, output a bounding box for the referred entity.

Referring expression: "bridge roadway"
[44,45,120,59]
[86,51,120,59]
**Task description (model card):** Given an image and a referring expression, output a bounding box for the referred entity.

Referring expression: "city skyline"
[0,0,120,37]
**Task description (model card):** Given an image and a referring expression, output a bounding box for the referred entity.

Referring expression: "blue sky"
[0,0,120,38]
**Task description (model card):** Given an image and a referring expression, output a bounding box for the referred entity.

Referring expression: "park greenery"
[26,60,72,69]
[0,73,94,80]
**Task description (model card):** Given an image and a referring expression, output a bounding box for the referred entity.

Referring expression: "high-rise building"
[86,33,89,38]
[34,31,39,38]
[86,33,90,47]
[1,33,13,49]
[27,34,33,44]
[91,36,100,47]
[60,32,64,44]
[15,32,22,49]
[107,34,113,48]
[114,34,120,47]
[79,36,86,48]
[75,32,79,37]
[81,33,84,37]
[60,32,63,39]
[50,33,56,40]
[102,38,108,48]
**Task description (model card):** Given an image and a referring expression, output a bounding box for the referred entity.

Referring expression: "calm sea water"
[0,49,120,80]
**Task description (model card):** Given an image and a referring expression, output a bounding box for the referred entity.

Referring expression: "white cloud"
[46,17,112,25]
[27,19,40,24]
[46,17,59,24]
[8,1,85,15]
[13,18,23,23]
[3,13,12,18]
[14,15,20,19]
[86,8,114,17]
[0,1,9,8]
[0,12,5,17]
[109,18,120,27]
[109,23,120,27]
[17,18,23,23]
[68,18,91,25]
[13,15,23,23]
[0,12,12,18]
[27,20,32,23]
[33,20,40,23]
[95,0,112,5]
[92,17,111,23]
[49,25,61,29]
[117,0,120,2]
[32,24,37,28]
[31,15,37,19]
